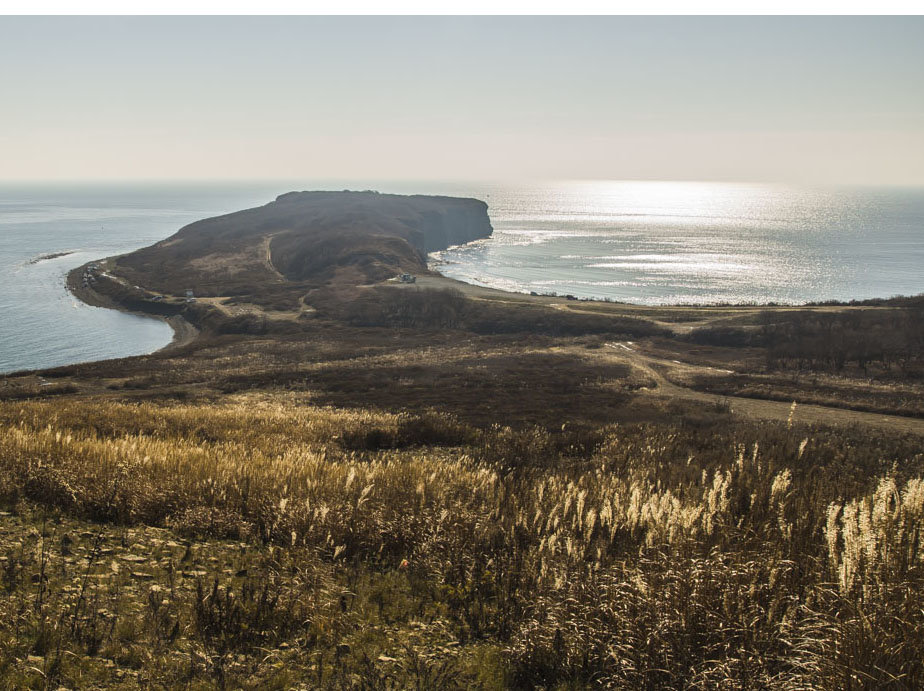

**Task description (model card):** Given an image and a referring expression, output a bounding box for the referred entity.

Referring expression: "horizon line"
[1,177,923,189]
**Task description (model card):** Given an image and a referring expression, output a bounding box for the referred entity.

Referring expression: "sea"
[1,181,923,374]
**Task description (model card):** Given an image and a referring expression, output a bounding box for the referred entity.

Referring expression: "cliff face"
[268,192,492,281]
[113,191,493,298]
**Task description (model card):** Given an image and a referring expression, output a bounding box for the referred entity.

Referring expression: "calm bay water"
[1,181,922,374]
[0,183,284,374]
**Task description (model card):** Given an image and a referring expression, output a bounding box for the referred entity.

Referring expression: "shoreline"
[66,261,199,355]
[63,250,913,363]
[428,265,923,310]
[391,271,909,317]
[54,234,923,379]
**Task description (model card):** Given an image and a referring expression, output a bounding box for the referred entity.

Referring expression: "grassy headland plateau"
[1,191,923,688]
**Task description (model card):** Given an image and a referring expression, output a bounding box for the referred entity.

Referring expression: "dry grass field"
[1,388,923,688]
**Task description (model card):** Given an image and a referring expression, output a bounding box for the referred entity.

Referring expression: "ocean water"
[430,181,924,306]
[1,181,923,375]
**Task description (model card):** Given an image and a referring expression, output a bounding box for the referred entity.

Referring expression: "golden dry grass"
[1,393,923,688]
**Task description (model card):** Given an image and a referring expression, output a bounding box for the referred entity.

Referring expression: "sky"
[1,16,923,185]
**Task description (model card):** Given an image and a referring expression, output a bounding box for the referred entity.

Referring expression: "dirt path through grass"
[603,342,924,436]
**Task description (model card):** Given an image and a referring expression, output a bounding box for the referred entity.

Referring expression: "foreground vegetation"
[1,395,923,688]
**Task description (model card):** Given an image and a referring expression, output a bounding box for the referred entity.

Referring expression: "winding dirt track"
[603,342,924,437]
[392,274,924,435]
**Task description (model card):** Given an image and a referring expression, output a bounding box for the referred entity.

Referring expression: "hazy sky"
[1,16,923,184]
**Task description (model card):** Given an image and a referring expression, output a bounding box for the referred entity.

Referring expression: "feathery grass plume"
[1,395,923,687]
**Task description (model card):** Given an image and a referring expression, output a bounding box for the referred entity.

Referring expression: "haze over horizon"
[1,16,923,186]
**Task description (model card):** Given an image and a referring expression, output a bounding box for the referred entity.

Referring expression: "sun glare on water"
[565,180,777,221]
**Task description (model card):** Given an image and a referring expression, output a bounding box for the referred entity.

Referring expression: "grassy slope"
[2,394,924,688]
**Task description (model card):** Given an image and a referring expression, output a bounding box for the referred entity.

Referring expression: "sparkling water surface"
[1,181,922,374]
[430,181,924,306]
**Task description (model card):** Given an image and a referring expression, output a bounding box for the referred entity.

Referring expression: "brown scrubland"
[1,192,923,689]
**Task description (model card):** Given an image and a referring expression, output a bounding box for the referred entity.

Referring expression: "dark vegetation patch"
[673,307,924,417]
[272,232,423,284]
[340,287,670,338]
[683,325,767,349]
[222,352,635,426]
[0,383,79,400]
[807,293,924,308]
[759,307,924,377]
[687,307,924,378]
[692,372,924,419]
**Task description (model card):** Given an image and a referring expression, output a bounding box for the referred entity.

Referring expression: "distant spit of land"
[26,250,76,265]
